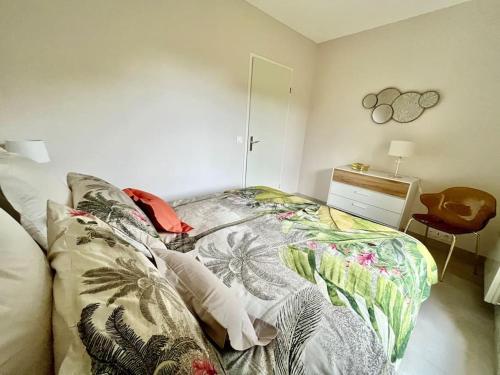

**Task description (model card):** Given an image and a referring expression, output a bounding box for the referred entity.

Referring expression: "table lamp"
[5,140,50,163]
[388,140,414,178]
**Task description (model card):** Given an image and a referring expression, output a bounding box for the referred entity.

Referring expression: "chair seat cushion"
[413,214,472,234]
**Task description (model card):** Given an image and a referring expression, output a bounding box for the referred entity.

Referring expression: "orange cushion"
[123,188,192,233]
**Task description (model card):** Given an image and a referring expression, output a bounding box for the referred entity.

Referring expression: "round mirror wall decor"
[376,88,401,105]
[362,93,377,109]
[362,88,440,125]
[372,104,393,124]
[392,92,424,123]
[419,91,440,108]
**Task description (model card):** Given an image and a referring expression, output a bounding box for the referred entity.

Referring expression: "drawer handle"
[354,190,370,197]
[352,202,367,210]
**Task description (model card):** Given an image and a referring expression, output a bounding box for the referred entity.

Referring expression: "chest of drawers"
[326,166,419,229]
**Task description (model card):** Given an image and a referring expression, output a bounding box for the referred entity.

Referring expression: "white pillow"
[0,152,71,249]
[0,208,53,374]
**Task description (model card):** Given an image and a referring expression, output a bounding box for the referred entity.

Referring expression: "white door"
[245,56,292,189]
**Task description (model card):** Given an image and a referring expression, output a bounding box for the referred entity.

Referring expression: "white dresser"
[326,165,419,229]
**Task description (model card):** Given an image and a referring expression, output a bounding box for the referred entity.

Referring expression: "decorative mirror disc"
[362,87,440,124]
[377,87,400,105]
[371,104,393,124]
[392,92,424,123]
[362,93,377,109]
[419,91,440,108]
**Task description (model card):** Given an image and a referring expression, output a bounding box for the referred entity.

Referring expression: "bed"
[161,186,438,374]
[0,151,437,374]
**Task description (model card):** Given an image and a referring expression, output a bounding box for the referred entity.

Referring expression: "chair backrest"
[421,187,496,232]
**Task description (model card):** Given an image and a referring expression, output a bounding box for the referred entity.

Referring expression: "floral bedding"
[161,186,438,374]
[47,201,225,374]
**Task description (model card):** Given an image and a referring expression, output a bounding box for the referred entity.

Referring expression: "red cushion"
[123,188,192,233]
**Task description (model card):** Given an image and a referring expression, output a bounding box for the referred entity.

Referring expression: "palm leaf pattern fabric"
[274,287,324,375]
[78,303,207,375]
[68,172,166,261]
[199,231,288,300]
[81,257,183,326]
[74,217,132,248]
[46,201,224,375]
[165,186,437,373]
[77,191,157,241]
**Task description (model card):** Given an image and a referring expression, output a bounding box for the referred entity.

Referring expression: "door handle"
[249,136,260,151]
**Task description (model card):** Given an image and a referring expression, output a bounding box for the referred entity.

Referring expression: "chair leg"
[440,234,456,282]
[403,218,429,245]
[404,218,414,233]
[473,232,480,275]
[424,226,429,244]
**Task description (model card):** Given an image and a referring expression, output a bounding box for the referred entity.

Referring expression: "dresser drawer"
[327,194,401,228]
[332,169,409,198]
[330,181,405,213]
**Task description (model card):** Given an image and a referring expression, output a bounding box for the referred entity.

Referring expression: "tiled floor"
[399,238,496,374]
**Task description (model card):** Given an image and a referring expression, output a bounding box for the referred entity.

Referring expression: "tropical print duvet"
[161,186,438,375]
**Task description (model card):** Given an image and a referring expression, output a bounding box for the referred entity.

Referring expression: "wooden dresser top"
[334,165,419,184]
[333,166,419,198]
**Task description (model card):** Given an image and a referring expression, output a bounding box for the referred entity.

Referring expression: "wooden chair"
[404,187,496,281]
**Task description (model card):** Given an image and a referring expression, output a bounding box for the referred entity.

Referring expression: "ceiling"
[245,0,470,43]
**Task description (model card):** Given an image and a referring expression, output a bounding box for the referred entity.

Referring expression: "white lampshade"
[5,140,50,163]
[388,140,415,158]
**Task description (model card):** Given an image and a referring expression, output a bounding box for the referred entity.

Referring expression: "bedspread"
[161,187,438,374]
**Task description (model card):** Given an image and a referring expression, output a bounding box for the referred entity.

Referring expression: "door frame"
[242,53,293,188]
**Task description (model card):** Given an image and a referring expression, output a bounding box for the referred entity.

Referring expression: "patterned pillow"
[67,172,166,259]
[47,200,224,374]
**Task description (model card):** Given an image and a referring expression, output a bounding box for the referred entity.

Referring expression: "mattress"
[161,186,438,374]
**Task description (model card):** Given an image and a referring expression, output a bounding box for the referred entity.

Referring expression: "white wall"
[3,0,499,255]
[298,0,500,256]
[0,0,316,199]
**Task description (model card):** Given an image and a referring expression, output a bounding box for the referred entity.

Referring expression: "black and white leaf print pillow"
[47,200,224,375]
[67,172,166,259]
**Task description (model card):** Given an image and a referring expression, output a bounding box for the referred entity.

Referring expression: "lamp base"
[393,157,403,178]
